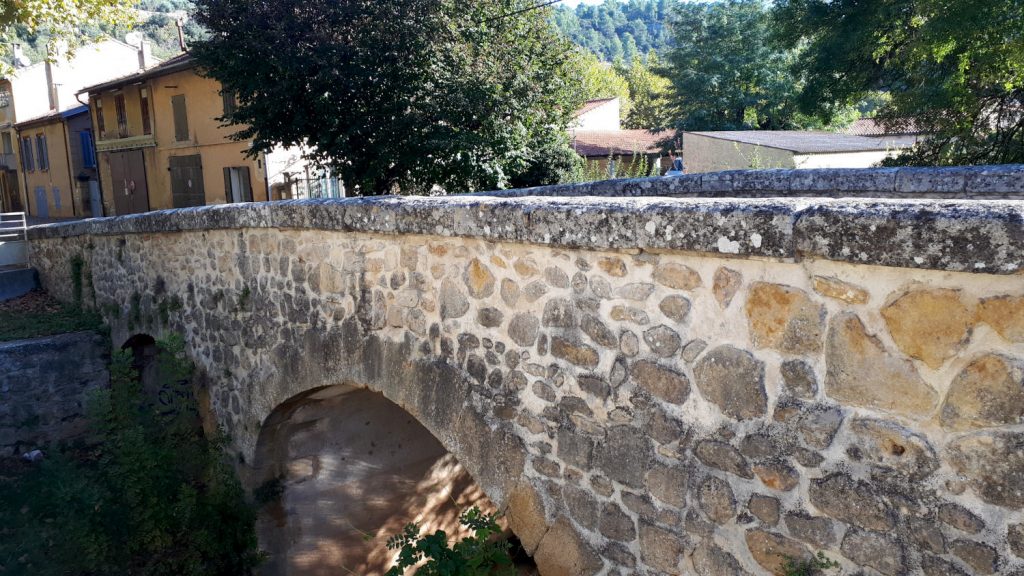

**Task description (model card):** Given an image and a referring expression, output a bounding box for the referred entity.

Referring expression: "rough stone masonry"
[27,166,1024,575]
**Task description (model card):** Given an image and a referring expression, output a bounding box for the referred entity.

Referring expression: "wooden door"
[169,155,205,208]
[109,150,150,215]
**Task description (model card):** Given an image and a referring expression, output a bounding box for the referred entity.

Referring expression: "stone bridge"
[27,166,1024,575]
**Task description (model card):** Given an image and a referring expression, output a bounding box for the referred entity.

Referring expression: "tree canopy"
[774,0,1024,165]
[551,0,673,63]
[0,0,136,75]
[193,0,583,195]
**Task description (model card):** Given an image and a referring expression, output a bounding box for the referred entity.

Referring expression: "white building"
[682,130,922,173]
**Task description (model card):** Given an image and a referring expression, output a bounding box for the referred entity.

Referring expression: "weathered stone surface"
[813,275,870,304]
[632,360,690,405]
[542,298,578,329]
[653,263,701,291]
[659,295,691,323]
[500,278,520,306]
[639,522,684,574]
[752,461,800,492]
[615,282,656,301]
[643,405,685,445]
[713,267,742,308]
[594,425,653,488]
[551,337,599,368]
[691,541,748,576]
[620,331,640,357]
[598,257,627,278]
[784,512,836,548]
[514,258,539,278]
[745,283,825,355]
[508,313,540,347]
[941,354,1024,432]
[610,305,649,325]
[946,431,1024,508]
[920,554,968,576]
[881,288,972,369]
[698,476,736,523]
[545,266,570,289]
[533,518,603,576]
[950,539,999,574]
[694,440,752,479]
[681,339,707,363]
[1009,524,1024,558]
[562,484,599,530]
[845,417,939,480]
[780,359,817,399]
[809,473,894,531]
[580,314,617,348]
[748,494,780,526]
[693,346,767,420]
[440,278,470,319]
[773,400,844,450]
[477,307,504,328]
[643,325,682,358]
[909,516,947,554]
[825,313,937,417]
[464,258,495,298]
[976,295,1024,343]
[938,503,985,534]
[744,529,811,574]
[505,484,549,554]
[599,503,637,542]
[840,529,905,576]
[647,463,688,508]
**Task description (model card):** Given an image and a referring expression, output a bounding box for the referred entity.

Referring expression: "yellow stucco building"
[82,53,271,215]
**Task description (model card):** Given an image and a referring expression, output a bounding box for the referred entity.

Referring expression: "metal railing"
[0,212,26,242]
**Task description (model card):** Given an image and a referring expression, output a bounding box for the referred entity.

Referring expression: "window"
[35,134,48,171]
[2,132,12,155]
[20,136,34,172]
[95,99,106,139]
[223,166,252,203]
[171,95,189,142]
[80,130,96,168]
[140,87,152,135]
[221,90,237,116]
[114,93,128,138]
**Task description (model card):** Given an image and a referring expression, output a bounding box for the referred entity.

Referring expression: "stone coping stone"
[26,168,1024,275]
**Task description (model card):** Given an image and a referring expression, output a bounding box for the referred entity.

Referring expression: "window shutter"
[239,167,252,202]
[223,167,232,203]
[80,131,96,168]
[171,95,189,142]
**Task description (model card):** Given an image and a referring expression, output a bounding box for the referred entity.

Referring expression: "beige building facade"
[83,54,272,215]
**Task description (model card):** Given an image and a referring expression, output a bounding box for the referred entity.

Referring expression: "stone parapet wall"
[25,167,1024,575]
[0,331,110,456]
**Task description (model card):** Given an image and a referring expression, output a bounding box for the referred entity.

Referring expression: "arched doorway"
[253,385,530,576]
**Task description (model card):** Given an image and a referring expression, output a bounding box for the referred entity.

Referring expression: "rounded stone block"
[825,313,937,418]
[745,282,825,355]
[693,345,767,420]
[941,354,1024,432]
[881,288,972,369]
[976,295,1024,343]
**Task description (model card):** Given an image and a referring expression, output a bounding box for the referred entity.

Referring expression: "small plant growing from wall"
[384,507,515,576]
[783,552,841,576]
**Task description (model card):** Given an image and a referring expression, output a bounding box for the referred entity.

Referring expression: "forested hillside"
[551,0,673,62]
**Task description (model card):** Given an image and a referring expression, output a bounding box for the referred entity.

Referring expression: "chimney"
[137,40,153,70]
[176,19,188,52]
[44,60,57,110]
[11,44,29,69]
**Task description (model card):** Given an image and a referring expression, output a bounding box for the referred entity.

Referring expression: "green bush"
[385,507,514,576]
[0,334,261,576]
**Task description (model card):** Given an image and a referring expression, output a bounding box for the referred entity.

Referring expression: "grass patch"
[0,290,105,343]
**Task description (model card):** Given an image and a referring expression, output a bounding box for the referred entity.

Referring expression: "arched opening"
[253,385,536,576]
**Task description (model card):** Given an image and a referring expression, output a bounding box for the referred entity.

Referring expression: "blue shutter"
[80,130,96,168]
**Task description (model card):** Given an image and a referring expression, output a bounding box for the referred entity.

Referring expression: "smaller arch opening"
[253,385,536,576]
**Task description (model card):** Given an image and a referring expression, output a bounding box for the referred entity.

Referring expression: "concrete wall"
[0,331,109,456]
[26,166,1024,576]
[794,150,899,169]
